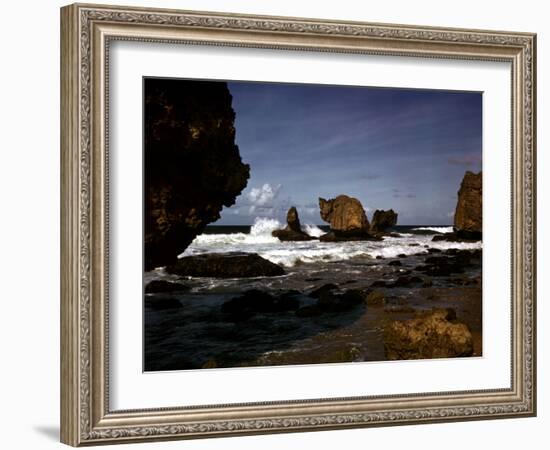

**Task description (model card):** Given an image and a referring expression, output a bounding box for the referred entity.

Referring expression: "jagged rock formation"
[144,78,250,270]
[318,195,377,241]
[371,209,398,232]
[272,207,315,241]
[384,308,473,360]
[454,171,482,239]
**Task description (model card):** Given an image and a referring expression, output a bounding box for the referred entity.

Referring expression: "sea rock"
[366,290,385,306]
[144,78,250,270]
[318,195,375,241]
[384,308,474,360]
[371,209,398,232]
[453,171,482,240]
[414,250,479,277]
[388,260,402,266]
[221,289,299,321]
[432,233,479,243]
[272,207,315,241]
[166,252,285,278]
[386,275,423,288]
[144,280,189,294]
[309,283,339,299]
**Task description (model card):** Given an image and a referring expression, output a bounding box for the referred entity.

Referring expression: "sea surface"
[144,218,482,371]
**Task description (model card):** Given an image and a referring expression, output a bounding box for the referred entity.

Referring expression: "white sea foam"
[412,226,454,233]
[182,219,481,267]
[250,217,283,235]
[301,223,325,238]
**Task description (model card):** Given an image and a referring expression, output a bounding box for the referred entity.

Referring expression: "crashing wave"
[412,226,454,234]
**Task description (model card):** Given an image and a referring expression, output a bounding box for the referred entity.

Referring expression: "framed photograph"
[60,3,536,446]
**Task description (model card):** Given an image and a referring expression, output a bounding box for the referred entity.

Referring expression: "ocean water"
[179,217,479,268]
[144,218,482,371]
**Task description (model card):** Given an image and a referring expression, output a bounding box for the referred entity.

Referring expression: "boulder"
[166,252,285,278]
[453,171,482,239]
[144,78,250,270]
[221,289,299,321]
[272,207,315,241]
[384,308,474,360]
[371,209,398,231]
[318,195,375,241]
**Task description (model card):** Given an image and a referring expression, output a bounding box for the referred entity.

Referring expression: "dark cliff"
[144,78,250,270]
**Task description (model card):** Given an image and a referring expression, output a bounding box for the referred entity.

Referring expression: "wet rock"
[221,289,300,321]
[398,253,407,258]
[144,280,189,294]
[370,209,398,231]
[432,233,479,243]
[167,252,285,278]
[427,248,442,253]
[144,78,250,270]
[414,252,478,277]
[272,207,316,241]
[384,308,474,360]
[387,276,423,288]
[366,290,386,306]
[317,290,365,313]
[375,255,384,260]
[388,260,402,266]
[340,289,369,306]
[309,283,339,298]
[454,171,482,239]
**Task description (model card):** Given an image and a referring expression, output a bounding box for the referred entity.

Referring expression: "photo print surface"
[143,77,482,372]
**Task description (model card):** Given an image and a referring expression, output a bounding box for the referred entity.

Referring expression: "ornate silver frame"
[60,3,536,446]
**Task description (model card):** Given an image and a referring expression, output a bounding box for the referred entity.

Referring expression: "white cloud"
[247,183,282,206]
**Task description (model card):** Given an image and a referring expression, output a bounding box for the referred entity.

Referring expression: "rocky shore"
[145,245,482,370]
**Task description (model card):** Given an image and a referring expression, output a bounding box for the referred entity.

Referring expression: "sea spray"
[182,222,481,267]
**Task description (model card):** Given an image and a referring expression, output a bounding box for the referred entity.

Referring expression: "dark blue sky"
[217,81,482,226]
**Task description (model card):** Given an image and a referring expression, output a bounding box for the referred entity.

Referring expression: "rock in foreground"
[166,253,285,278]
[370,209,398,232]
[384,308,474,360]
[144,78,250,270]
[454,171,482,240]
[272,207,315,241]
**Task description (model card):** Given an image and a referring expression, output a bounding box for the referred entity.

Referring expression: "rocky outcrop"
[144,78,250,270]
[371,209,398,232]
[384,308,474,360]
[318,195,376,241]
[453,171,482,239]
[166,253,285,278]
[272,207,315,241]
[221,289,300,322]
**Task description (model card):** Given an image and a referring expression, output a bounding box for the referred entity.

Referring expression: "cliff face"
[454,171,482,238]
[144,78,250,270]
